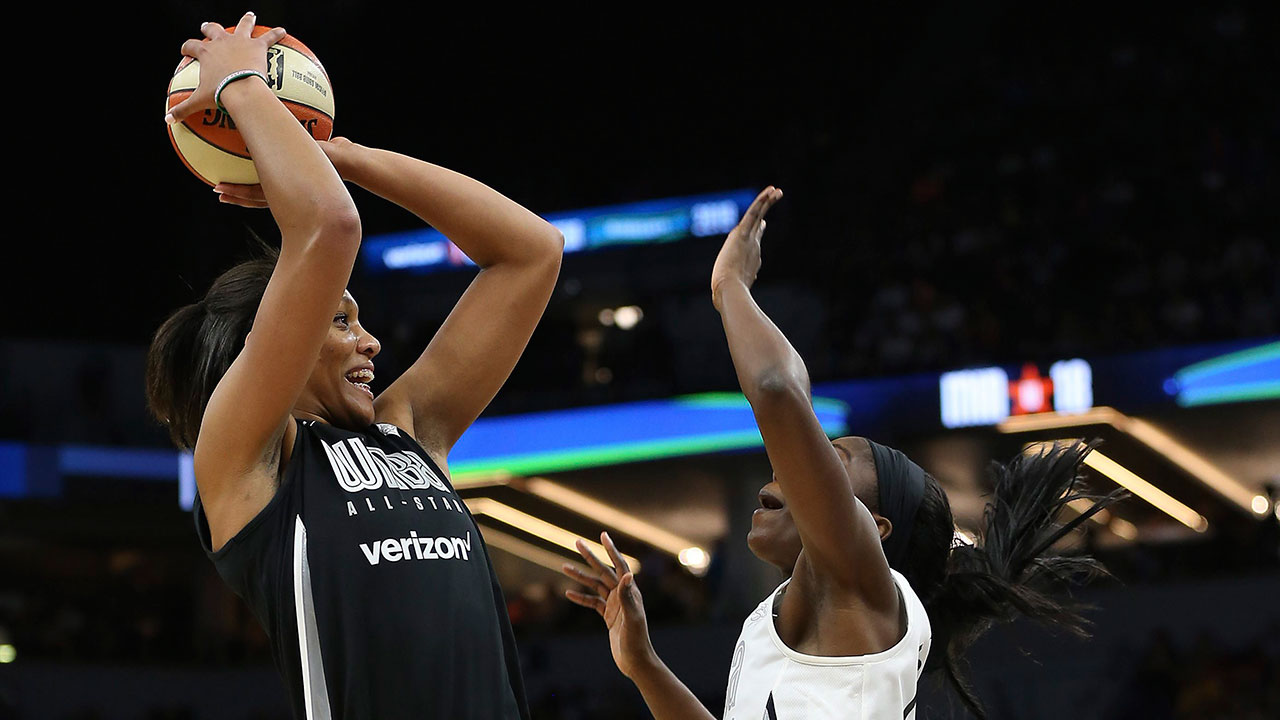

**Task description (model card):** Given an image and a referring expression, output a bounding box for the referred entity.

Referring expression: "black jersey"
[193,419,529,720]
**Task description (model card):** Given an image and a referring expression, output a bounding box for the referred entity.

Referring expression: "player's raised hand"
[711,186,783,312]
[561,532,655,679]
[166,12,287,124]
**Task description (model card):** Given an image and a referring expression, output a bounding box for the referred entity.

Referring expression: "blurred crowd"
[1106,627,1280,720]
[472,3,1277,412]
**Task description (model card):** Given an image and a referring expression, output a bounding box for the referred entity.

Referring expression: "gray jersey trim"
[294,516,333,720]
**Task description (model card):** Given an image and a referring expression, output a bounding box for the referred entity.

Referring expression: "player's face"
[747,436,880,574]
[296,291,381,429]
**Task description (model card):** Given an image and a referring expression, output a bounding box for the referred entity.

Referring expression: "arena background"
[3,1,1278,718]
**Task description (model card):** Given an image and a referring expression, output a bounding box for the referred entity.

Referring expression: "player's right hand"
[562,532,657,679]
[166,12,286,124]
[711,186,783,312]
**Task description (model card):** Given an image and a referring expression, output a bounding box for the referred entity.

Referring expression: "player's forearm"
[336,146,563,267]
[627,653,719,720]
[717,280,810,399]
[220,81,358,242]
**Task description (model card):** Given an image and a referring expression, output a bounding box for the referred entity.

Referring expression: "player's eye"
[334,313,349,328]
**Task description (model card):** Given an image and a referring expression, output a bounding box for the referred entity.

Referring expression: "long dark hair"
[899,439,1123,718]
[145,247,278,449]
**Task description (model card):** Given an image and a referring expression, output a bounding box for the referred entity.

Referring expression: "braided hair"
[898,439,1124,718]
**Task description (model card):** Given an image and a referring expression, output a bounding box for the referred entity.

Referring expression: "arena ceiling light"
[458,476,711,576]
[465,497,643,574]
[1108,516,1139,541]
[1063,494,1140,541]
[521,478,710,575]
[1082,450,1209,533]
[1024,440,1143,543]
[997,407,1262,516]
[476,526,582,575]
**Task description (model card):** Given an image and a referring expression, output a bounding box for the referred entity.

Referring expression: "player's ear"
[874,514,893,543]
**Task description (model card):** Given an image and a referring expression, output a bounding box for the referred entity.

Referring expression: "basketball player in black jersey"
[563,188,1120,719]
[148,13,559,719]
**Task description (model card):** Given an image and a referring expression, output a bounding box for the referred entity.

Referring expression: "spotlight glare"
[678,547,710,575]
[614,306,643,330]
[1251,495,1270,516]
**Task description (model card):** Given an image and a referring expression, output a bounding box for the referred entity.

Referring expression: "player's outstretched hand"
[711,186,783,312]
[562,532,656,679]
[166,12,286,125]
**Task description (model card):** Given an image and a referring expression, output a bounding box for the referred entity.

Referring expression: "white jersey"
[722,569,931,720]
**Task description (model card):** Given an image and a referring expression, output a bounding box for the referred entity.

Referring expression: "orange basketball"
[166,25,335,186]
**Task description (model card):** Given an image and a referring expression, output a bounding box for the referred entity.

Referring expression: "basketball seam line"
[167,100,333,162]
[173,122,255,161]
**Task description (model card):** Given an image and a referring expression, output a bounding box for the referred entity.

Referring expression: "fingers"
[739,187,775,227]
[619,573,642,612]
[560,562,611,598]
[575,539,619,588]
[564,590,606,617]
[601,532,632,578]
[214,185,269,208]
[199,21,225,39]
[166,96,200,124]
[740,186,783,229]
[214,183,267,202]
[234,11,258,35]
[180,38,206,59]
[260,26,287,46]
[216,193,270,209]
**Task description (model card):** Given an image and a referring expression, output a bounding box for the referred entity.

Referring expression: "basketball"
[166,25,334,186]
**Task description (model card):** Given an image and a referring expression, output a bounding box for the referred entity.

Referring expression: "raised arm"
[711,188,894,604]
[167,13,362,548]
[323,141,563,464]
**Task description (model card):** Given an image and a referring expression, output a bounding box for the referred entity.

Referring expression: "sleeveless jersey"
[193,419,529,720]
[721,569,931,720]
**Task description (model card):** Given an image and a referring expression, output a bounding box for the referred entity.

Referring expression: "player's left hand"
[562,532,656,680]
[213,182,268,208]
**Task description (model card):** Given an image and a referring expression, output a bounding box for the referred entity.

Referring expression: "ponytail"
[905,440,1124,718]
[144,249,278,449]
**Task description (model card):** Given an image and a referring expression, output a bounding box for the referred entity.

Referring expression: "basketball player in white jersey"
[564,188,1119,719]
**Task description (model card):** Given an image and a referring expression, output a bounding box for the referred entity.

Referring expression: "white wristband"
[214,69,269,112]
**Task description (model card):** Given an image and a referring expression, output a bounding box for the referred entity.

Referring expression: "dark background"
[29,1,1275,403]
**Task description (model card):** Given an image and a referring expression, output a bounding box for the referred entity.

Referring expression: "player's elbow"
[749,366,810,404]
[532,222,565,261]
[519,222,565,275]
[312,204,363,252]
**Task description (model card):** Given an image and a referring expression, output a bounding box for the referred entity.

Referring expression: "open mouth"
[758,490,785,511]
[344,367,375,399]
